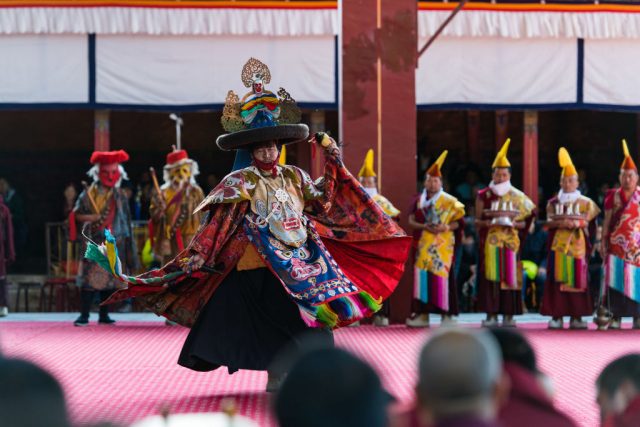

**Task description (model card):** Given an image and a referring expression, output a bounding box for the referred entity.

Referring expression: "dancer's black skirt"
[178,267,332,374]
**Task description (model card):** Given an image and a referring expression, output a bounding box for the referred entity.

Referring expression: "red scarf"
[253,158,278,178]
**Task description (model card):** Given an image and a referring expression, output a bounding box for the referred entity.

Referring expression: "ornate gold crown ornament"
[217,58,308,151]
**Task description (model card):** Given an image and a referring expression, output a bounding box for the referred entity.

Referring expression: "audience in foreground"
[0,357,71,427]
[274,347,393,427]
[596,354,640,427]
[415,329,509,427]
[488,328,577,427]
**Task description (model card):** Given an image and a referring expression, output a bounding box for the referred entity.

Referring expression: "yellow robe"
[150,184,205,257]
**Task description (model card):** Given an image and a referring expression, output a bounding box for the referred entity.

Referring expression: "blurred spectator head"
[596,354,640,424]
[0,357,70,427]
[416,329,507,422]
[121,183,134,200]
[63,183,78,202]
[465,169,480,185]
[464,203,476,219]
[0,177,9,195]
[140,170,150,183]
[488,328,555,398]
[274,347,393,427]
[578,168,587,183]
[487,328,536,373]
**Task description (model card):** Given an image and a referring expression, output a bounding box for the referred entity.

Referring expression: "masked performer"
[475,139,536,327]
[601,141,640,329]
[91,58,411,390]
[71,150,138,326]
[149,147,205,260]
[540,148,599,329]
[405,151,465,328]
[356,149,400,326]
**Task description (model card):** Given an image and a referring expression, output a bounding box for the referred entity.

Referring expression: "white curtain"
[0,34,88,103]
[417,37,577,105]
[96,35,335,105]
[584,39,640,106]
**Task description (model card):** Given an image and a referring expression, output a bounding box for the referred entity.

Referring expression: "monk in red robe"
[601,140,640,329]
[475,139,536,327]
[597,354,640,427]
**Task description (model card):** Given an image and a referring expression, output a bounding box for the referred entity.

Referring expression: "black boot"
[98,290,116,325]
[74,290,93,327]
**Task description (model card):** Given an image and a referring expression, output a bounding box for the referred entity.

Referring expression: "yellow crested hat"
[558,147,578,178]
[358,149,377,178]
[492,138,511,169]
[279,145,287,166]
[621,139,638,171]
[426,150,448,178]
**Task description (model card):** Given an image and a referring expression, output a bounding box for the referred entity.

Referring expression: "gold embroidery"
[250,167,308,248]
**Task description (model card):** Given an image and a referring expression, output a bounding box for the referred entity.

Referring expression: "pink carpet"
[1,322,639,426]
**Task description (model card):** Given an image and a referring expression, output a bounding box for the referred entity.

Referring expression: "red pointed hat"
[90,150,129,165]
[621,139,638,171]
[166,149,190,166]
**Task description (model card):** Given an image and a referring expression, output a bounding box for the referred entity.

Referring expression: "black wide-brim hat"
[216,123,309,151]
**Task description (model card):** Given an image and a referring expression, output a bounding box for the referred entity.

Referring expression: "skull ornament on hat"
[89,150,129,188]
[217,58,309,152]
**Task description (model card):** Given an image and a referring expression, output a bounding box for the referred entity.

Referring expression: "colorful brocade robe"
[105,148,412,328]
[605,187,640,303]
[413,191,465,311]
[547,195,599,293]
[480,187,535,290]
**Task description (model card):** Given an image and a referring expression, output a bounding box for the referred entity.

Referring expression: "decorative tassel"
[357,291,382,313]
[84,239,113,273]
[316,304,338,328]
[328,297,354,320]
[84,229,183,287]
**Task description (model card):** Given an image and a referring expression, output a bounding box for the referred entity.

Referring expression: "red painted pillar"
[523,110,539,206]
[94,109,110,151]
[341,0,417,323]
